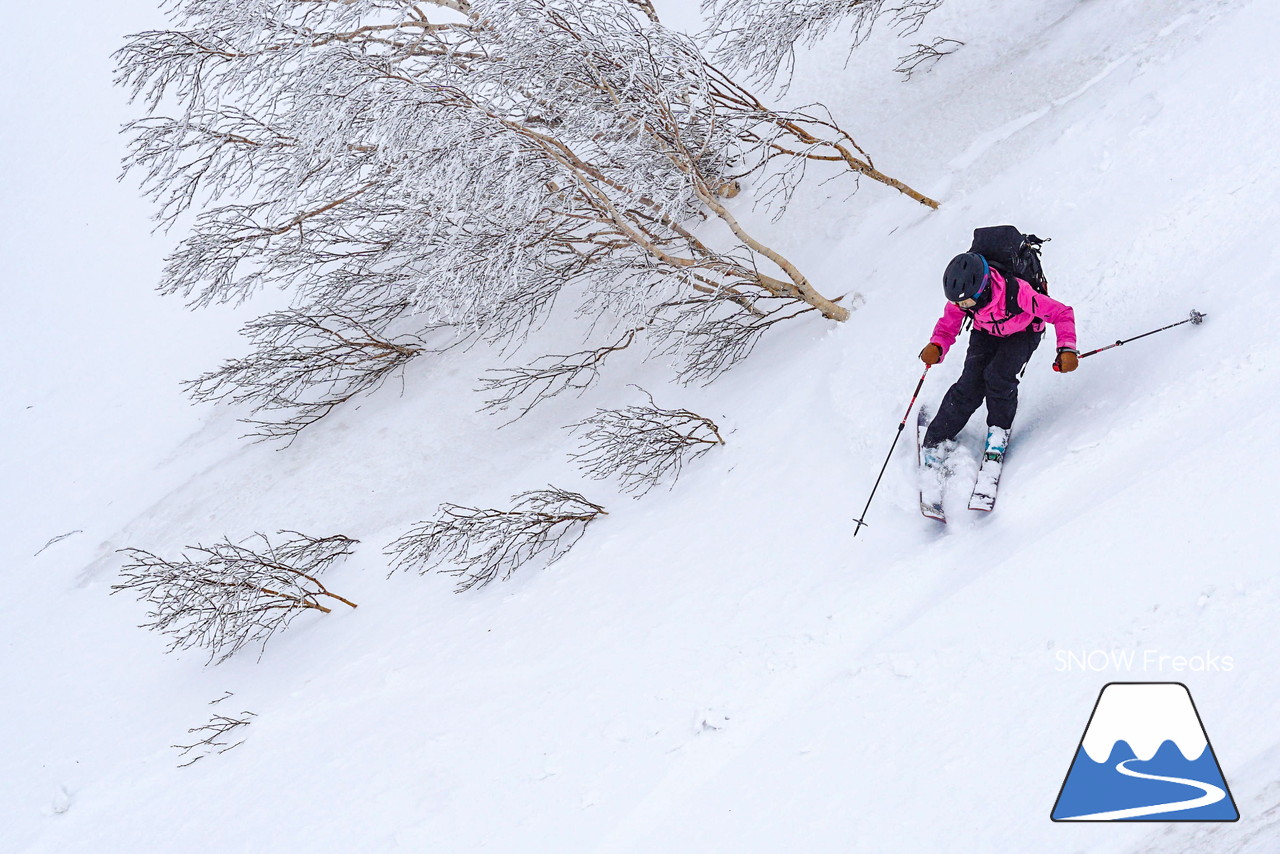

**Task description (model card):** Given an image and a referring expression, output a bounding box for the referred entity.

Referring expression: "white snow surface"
[5,0,1280,852]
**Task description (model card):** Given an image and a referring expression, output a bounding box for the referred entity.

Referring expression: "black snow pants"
[923,327,1043,447]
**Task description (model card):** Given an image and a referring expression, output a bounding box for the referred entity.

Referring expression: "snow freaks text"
[1054,650,1234,673]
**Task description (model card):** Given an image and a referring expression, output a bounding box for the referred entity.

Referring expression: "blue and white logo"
[1051,682,1238,821]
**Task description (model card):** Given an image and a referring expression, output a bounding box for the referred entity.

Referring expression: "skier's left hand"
[1053,349,1079,373]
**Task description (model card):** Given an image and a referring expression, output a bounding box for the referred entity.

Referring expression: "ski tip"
[968,487,997,511]
[921,505,946,523]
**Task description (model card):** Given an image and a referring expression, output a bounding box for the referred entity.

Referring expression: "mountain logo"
[1051,682,1239,822]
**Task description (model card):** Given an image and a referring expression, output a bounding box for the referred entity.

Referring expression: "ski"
[917,406,946,522]
[968,428,1009,512]
[968,457,1001,511]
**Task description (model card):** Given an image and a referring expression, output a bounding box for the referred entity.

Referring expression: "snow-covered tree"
[119,0,935,436]
[704,0,944,83]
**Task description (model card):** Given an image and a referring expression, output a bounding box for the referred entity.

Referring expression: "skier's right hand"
[919,343,942,365]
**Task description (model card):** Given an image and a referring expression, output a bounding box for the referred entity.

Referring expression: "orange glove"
[1053,349,1079,373]
[920,343,942,365]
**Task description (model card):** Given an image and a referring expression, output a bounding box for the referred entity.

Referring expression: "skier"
[919,251,1078,470]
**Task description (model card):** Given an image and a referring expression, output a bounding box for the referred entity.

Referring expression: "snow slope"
[4,0,1280,851]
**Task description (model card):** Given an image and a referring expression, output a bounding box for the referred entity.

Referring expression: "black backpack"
[969,225,1049,317]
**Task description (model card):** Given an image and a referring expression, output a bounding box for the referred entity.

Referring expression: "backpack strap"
[988,265,1024,318]
[1004,272,1022,318]
[1000,267,1048,331]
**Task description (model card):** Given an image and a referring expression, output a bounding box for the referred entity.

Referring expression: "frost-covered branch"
[120,0,935,434]
[568,388,724,496]
[386,488,606,591]
[622,0,659,22]
[114,532,358,664]
[703,64,938,209]
[704,0,944,84]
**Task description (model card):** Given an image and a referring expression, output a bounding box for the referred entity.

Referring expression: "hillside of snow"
[4,0,1280,851]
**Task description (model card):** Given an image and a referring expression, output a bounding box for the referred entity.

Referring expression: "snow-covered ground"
[4,0,1279,851]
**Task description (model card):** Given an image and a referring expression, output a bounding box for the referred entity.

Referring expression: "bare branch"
[174,697,257,767]
[568,387,723,496]
[113,532,359,664]
[650,289,828,385]
[186,300,436,444]
[386,488,607,591]
[894,37,962,80]
[478,328,641,420]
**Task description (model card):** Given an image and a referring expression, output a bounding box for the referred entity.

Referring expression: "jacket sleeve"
[1030,292,1077,351]
[929,303,965,360]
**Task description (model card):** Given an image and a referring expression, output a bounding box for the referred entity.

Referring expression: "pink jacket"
[929,268,1077,360]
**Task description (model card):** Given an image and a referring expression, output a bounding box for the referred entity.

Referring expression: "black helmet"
[943,252,991,305]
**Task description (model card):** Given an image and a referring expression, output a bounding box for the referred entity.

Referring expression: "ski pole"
[1058,309,1206,369]
[853,365,931,537]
